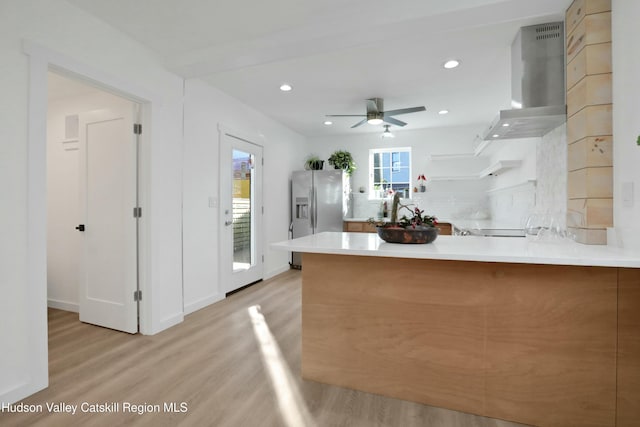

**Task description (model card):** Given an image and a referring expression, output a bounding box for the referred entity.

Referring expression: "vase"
[419,185,426,192]
[376,226,439,244]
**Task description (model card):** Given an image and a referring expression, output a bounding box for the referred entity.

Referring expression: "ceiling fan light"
[382,125,395,138]
[443,59,460,69]
[367,118,383,125]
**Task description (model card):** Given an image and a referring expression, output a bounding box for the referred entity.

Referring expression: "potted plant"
[305,155,324,170]
[368,192,439,244]
[327,150,356,176]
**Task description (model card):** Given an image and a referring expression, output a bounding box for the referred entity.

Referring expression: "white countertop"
[272,232,640,268]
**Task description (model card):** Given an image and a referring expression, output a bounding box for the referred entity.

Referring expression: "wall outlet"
[208,196,218,208]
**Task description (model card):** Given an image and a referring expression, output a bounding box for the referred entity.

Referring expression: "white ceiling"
[66,0,572,137]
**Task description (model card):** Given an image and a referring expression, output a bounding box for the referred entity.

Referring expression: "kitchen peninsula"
[272,232,640,427]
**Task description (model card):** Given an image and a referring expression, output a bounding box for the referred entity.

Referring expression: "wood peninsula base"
[301,253,640,427]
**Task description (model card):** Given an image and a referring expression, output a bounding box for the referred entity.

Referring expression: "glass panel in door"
[232,149,254,272]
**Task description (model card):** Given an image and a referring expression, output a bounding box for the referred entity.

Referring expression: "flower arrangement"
[417,174,427,192]
[367,193,439,244]
[369,192,437,229]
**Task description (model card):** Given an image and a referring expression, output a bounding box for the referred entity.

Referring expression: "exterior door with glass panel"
[220,132,263,293]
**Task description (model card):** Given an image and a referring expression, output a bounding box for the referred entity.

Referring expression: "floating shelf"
[486,179,537,194]
[429,160,522,181]
[478,160,522,178]
[426,142,493,161]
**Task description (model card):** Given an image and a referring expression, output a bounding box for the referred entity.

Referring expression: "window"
[369,147,411,198]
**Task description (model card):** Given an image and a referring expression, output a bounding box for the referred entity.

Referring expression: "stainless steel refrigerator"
[290,169,348,268]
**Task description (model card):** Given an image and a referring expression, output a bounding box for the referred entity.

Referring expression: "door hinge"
[261,157,264,166]
[133,207,142,218]
[133,123,142,135]
[262,255,264,263]
[133,290,142,302]
[262,206,264,214]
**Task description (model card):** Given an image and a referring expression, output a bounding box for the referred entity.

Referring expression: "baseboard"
[0,377,48,406]
[145,312,184,336]
[183,293,225,315]
[47,298,79,313]
[264,264,291,280]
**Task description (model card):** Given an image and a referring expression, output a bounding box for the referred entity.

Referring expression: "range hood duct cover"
[484,22,566,140]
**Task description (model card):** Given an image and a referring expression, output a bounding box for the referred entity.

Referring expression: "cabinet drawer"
[437,222,452,236]
[344,221,377,233]
[345,222,364,232]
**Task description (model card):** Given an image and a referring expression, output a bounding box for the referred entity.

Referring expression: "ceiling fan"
[326,98,426,128]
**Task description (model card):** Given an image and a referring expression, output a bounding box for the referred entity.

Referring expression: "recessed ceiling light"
[279,83,292,92]
[324,121,333,125]
[492,134,500,138]
[502,123,510,127]
[438,110,449,115]
[443,60,460,69]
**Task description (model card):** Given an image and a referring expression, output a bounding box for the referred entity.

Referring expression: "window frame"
[368,147,412,199]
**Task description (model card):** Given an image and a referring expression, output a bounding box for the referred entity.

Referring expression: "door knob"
[75,224,85,232]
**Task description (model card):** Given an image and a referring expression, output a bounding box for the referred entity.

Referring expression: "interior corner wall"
[182,79,306,315]
[46,90,133,312]
[612,0,640,249]
[1,0,184,404]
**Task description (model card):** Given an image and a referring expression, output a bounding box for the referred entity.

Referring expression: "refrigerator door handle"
[313,186,318,232]
[309,188,315,231]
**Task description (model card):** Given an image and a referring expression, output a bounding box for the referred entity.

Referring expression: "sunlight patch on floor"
[248,304,316,427]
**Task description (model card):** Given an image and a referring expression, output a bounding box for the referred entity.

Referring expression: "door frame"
[217,124,265,295]
[21,41,155,402]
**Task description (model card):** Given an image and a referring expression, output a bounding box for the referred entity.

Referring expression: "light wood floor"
[1,270,529,427]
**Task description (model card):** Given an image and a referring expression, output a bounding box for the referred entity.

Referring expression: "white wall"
[484,136,538,226]
[1,0,184,404]
[182,79,306,314]
[612,0,640,249]
[47,88,133,312]
[307,125,491,219]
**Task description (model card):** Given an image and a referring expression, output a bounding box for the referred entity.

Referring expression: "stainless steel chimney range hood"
[483,22,566,141]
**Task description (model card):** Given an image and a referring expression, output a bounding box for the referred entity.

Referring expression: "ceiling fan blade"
[351,118,368,128]
[382,106,426,116]
[326,114,366,117]
[383,116,407,127]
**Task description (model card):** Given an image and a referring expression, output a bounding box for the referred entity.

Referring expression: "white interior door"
[78,106,138,333]
[220,132,263,293]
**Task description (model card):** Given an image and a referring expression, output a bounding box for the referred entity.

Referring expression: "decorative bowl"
[376,226,439,244]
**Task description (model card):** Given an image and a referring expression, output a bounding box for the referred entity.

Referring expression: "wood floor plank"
[1,270,528,427]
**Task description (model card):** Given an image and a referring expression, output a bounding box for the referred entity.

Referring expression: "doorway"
[47,71,140,333]
[219,131,264,293]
